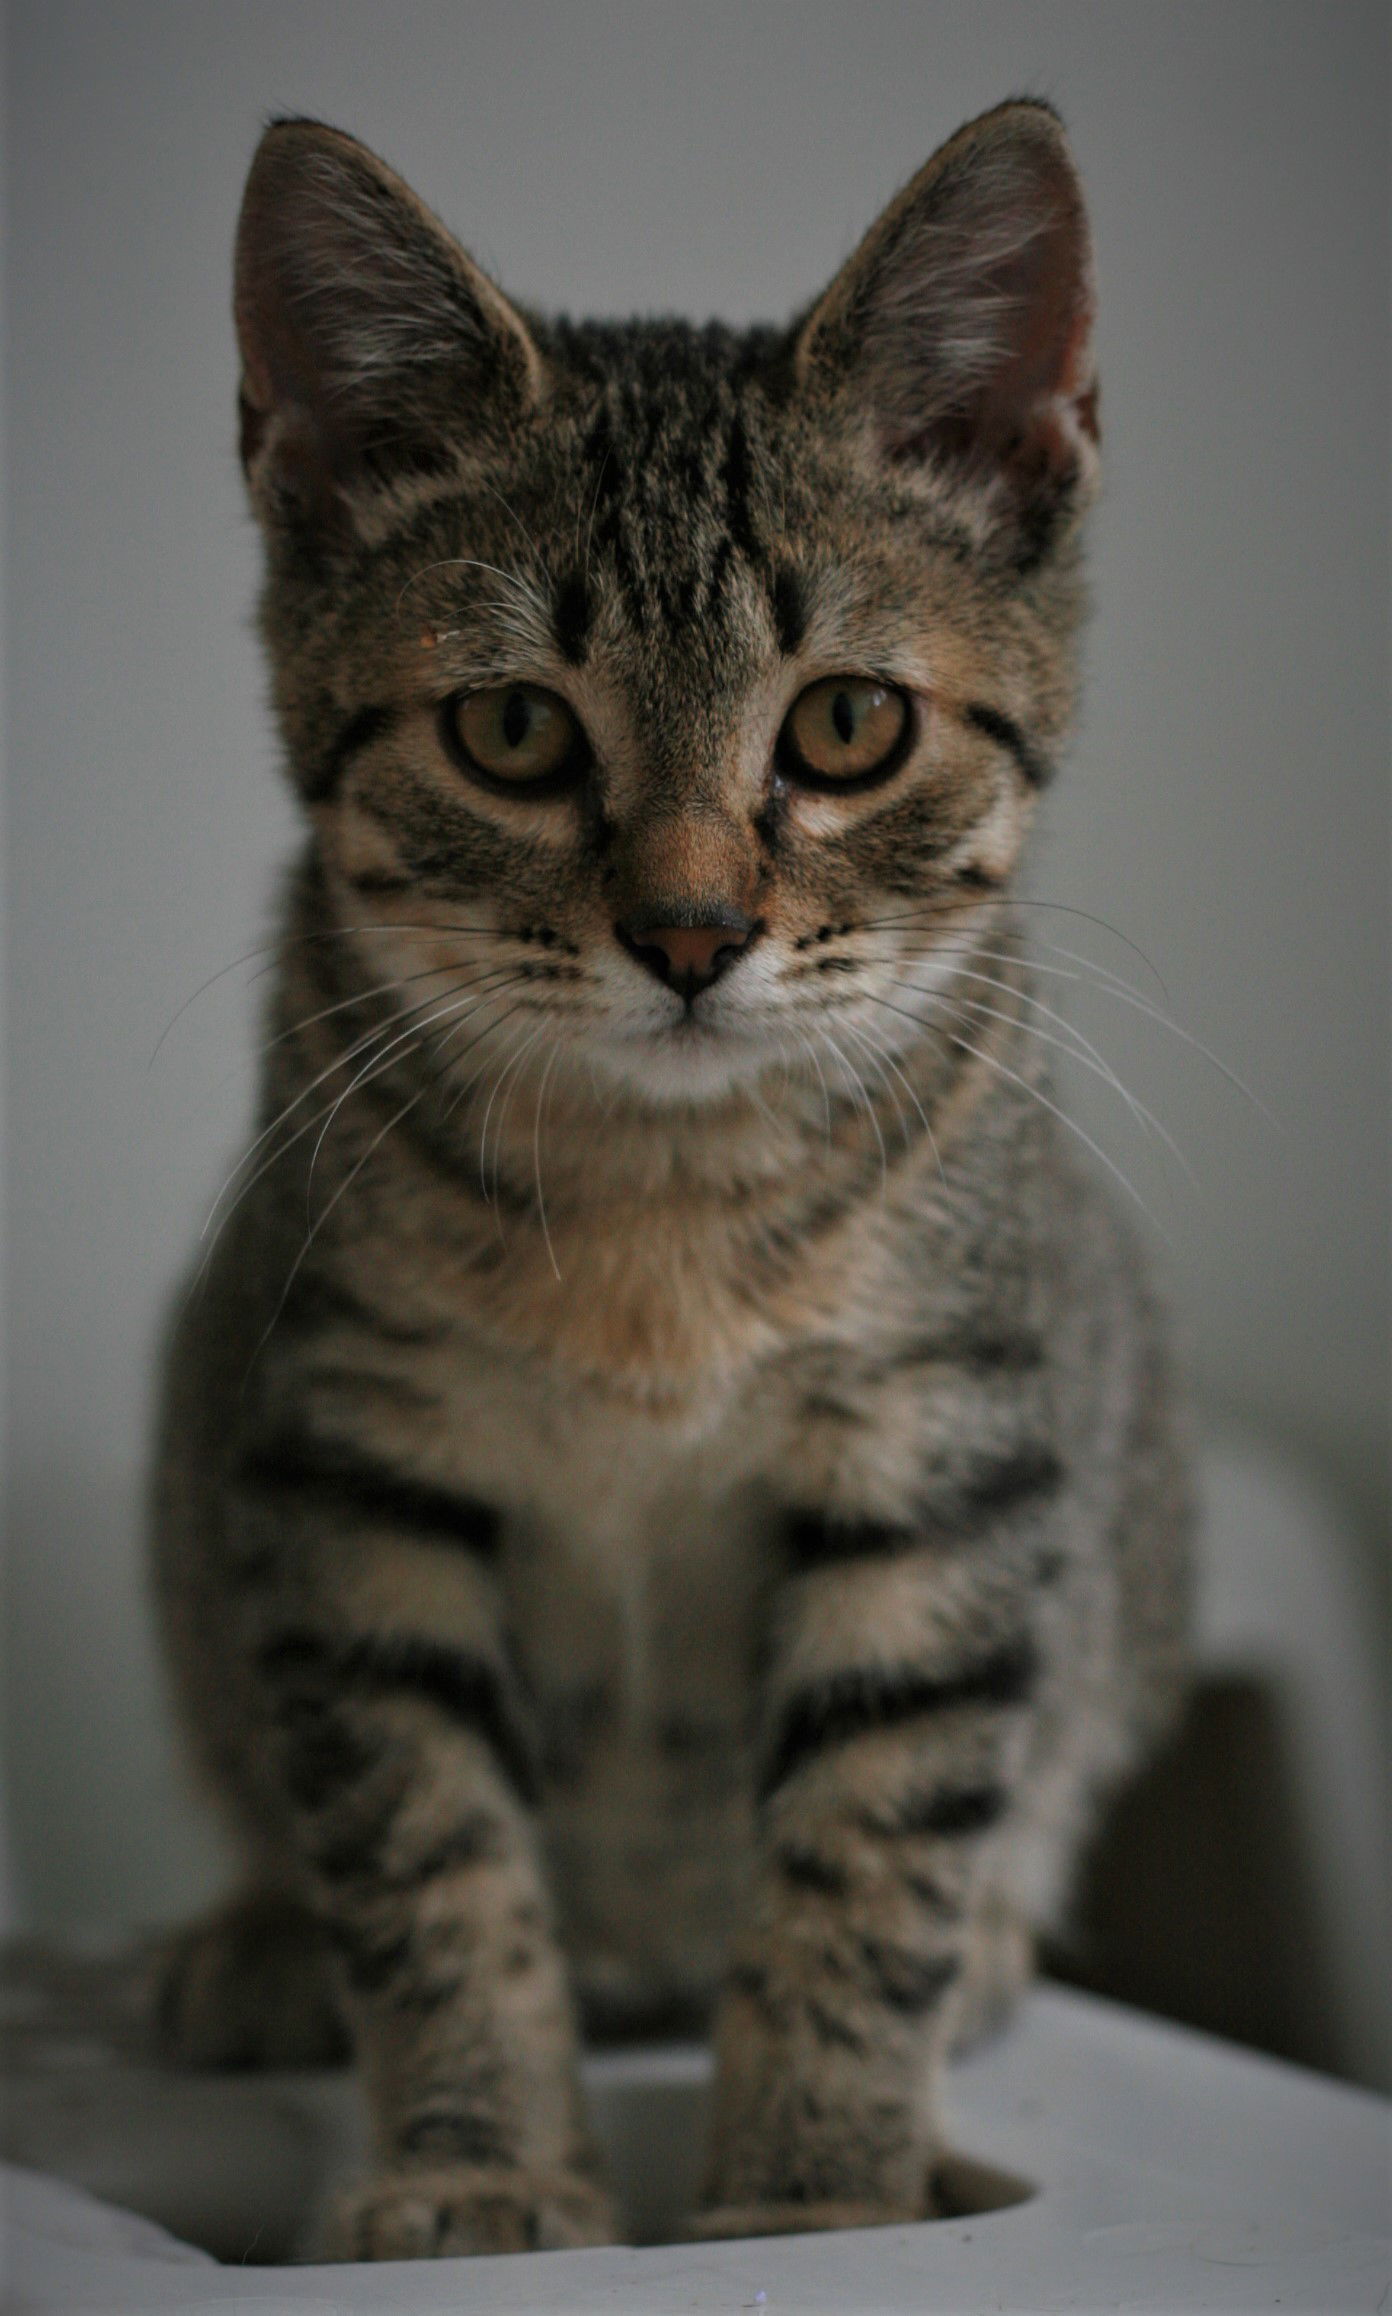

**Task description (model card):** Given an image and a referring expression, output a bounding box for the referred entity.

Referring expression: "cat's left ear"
[234,118,545,539]
[793,101,1099,556]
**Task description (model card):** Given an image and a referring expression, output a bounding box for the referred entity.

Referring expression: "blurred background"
[2,2,1387,2086]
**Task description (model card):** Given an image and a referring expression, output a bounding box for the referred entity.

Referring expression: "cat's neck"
[415,1006,977,1215]
[262,928,1034,1404]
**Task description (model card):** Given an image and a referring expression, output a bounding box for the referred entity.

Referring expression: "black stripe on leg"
[313,1808,507,1890]
[275,1268,446,1351]
[783,1447,1062,1574]
[759,1637,1036,1802]
[932,1444,1064,1534]
[784,1512,917,1573]
[257,1629,538,1804]
[776,1844,849,1897]
[236,1431,500,1560]
[397,2107,512,2165]
[859,1940,961,2016]
[878,1782,1010,1837]
[323,1916,470,2014]
[326,1919,413,1996]
[276,1695,387,1815]
[806,1996,867,2053]
[891,1330,1044,1376]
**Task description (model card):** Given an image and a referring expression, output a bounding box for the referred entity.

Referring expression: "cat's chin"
[584,1024,785,1110]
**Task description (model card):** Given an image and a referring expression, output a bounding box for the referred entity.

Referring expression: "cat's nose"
[616,913,759,998]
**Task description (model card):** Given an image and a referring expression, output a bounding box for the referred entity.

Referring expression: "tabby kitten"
[152,101,1190,2258]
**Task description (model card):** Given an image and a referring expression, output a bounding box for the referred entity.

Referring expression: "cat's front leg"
[695,1490,1059,2237]
[222,1484,616,2260]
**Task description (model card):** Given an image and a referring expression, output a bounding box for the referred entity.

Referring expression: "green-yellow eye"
[781,677,911,789]
[444,685,585,790]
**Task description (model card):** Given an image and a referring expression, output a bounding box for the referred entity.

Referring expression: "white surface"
[7,1987,1390,2313]
[1195,1438,1391,2086]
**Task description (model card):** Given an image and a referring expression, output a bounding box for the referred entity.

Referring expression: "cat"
[151,100,1191,2259]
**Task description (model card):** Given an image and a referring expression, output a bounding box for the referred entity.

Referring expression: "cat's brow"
[550,571,594,666]
[962,701,1055,789]
[770,565,808,656]
[309,702,400,804]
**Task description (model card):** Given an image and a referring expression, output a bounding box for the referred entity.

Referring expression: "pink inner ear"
[235,323,294,470]
[233,124,544,531]
[824,113,1100,517]
[1057,301,1100,437]
[234,266,348,519]
[234,204,331,490]
[949,181,1096,465]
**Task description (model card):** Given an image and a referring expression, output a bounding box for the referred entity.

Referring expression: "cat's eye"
[780,677,912,791]
[442,685,587,794]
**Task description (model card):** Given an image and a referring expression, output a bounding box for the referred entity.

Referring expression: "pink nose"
[617,916,758,997]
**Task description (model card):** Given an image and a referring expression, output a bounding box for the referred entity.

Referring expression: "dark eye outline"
[438,686,592,799]
[775,677,917,796]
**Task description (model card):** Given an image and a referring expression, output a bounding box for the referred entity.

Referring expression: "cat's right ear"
[792,101,1099,560]
[234,119,544,539]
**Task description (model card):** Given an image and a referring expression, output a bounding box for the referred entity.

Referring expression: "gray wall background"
[3,4,1387,1948]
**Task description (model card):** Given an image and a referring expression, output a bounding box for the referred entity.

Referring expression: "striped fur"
[152,102,1190,2258]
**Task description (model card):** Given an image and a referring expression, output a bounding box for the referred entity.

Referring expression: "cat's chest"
[309,1145,915,1686]
[420,1323,779,1663]
[309,1153,930,1617]
[463,1369,772,2016]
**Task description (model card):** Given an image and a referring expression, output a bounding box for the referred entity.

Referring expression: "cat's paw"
[319,2166,620,2259]
[153,1891,348,2069]
[684,2197,921,2241]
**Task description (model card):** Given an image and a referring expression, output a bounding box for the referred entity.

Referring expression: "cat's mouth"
[585,997,781,1107]
[663,1009,728,1040]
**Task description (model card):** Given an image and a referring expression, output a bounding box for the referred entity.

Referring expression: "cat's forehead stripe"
[550,572,594,668]
[770,566,808,658]
[564,335,783,654]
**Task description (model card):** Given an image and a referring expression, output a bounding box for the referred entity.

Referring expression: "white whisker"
[436,997,536,1124]
[393,556,550,624]
[482,1023,549,1203]
[846,1009,948,1190]
[303,980,519,1209]
[259,961,467,1056]
[858,895,1170,997]
[1039,942,1279,1129]
[867,989,1160,1235]
[795,1029,834,1146]
[531,1039,563,1282]
[841,1017,910,1150]
[199,966,522,1264]
[941,968,1197,1185]
[821,1030,887,1194]
[243,1080,431,1388]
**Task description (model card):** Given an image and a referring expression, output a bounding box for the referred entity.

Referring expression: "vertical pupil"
[502,691,531,749]
[831,689,856,745]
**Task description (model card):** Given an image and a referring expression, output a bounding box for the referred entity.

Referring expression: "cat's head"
[235,104,1097,1108]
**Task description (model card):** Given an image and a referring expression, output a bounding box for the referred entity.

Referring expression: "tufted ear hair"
[793,100,1099,559]
[234,117,543,538]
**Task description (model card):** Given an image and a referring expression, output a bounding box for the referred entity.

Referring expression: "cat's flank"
[152,102,1190,2258]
